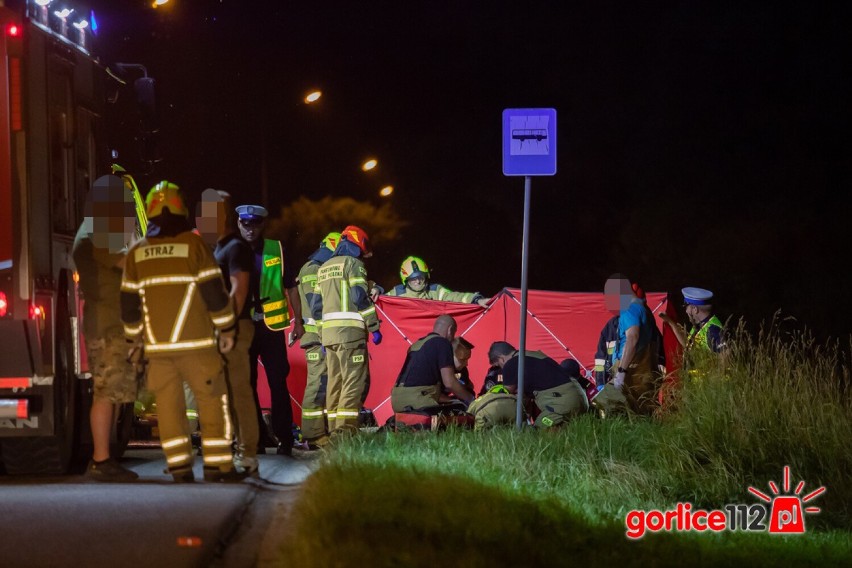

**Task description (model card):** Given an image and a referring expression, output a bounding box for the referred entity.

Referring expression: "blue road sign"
[502,108,557,176]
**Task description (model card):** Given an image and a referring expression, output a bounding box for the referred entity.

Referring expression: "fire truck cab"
[0,0,153,474]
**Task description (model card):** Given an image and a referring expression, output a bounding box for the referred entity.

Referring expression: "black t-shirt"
[479,365,503,396]
[502,351,569,392]
[395,333,455,388]
[214,234,254,320]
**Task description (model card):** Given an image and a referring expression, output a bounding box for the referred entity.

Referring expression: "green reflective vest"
[258,239,289,331]
[297,259,321,344]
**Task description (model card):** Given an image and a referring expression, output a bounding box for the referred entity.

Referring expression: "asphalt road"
[0,448,319,567]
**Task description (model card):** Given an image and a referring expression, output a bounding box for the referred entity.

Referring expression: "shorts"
[86,327,138,404]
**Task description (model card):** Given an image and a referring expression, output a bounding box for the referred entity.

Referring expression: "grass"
[271,321,852,566]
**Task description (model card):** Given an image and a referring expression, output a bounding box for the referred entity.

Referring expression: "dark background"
[85,0,849,339]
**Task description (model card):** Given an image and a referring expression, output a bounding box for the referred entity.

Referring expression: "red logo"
[748,466,826,534]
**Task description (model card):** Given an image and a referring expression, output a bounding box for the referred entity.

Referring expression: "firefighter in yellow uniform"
[312,225,381,436]
[296,231,340,448]
[121,182,244,483]
[372,256,489,306]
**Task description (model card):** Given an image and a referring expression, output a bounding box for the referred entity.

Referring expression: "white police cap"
[682,287,713,305]
[235,205,268,220]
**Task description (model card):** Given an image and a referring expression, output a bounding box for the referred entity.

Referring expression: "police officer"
[391,315,474,413]
[236,204,304,456]
[661,287,726,354]
[487,341,588,427]
[372,256,489,306]
[312,225,380,436]
[296,231,341,448]
[121,182,243,482]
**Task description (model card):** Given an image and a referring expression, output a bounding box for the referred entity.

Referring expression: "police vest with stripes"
[258,239,289,331]
[687,315,723,352]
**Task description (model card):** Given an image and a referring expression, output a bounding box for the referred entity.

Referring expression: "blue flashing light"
[90,10,97,35]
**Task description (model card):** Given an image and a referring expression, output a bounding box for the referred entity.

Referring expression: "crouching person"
[391,315,475,412]
[467,385,516,429]
[487,342,588,427]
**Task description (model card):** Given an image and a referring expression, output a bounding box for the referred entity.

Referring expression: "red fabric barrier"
[259,288,668,427]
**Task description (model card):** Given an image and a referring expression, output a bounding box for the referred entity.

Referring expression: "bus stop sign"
[502,108,557,176]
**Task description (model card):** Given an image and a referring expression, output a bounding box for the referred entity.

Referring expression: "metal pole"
[516,175,531,429]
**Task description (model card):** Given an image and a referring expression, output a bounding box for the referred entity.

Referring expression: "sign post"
[502,108,557,429]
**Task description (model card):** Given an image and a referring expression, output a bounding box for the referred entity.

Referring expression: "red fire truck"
[0,0,155,474]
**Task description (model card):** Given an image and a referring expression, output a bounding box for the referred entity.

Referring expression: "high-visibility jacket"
[687,315,725,353]
[593,316,619,386]
[257,239,289,331]
[120,230,235,356]
[388,283,482,304]
[313,251,379,346]
[296,258,323,346]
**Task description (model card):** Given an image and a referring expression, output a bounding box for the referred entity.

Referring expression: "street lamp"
[152,0,170,7]
[361,159,377,172]
[379,185,394,197]
[305,90,322,104]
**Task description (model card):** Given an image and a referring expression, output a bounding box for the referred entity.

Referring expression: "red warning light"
[7,24,21,37]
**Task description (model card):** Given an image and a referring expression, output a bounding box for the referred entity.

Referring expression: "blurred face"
[408,276,426,291]
[195,201,227,247]
[238,217,265,243]
[86,185,136,253]
[604,277,633,314]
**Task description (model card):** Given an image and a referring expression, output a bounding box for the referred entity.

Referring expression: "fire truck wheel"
[0,287,81,475]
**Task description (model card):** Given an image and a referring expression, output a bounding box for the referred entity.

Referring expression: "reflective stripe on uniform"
[145,338,217,352]
[170,282,196,342]
[336,409,359,418]
[323,311,364,321]
[302,409,325,418]
[167,453,192,464]
[162,436,191,449]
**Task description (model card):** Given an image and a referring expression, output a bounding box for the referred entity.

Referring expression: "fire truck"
[0,0,157,474]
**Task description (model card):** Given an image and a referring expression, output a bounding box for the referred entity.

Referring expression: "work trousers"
[300,343,328,442]
[532,380,588,428]
[249,321,294,448]
[146,349,234,473]
[224,319,259,459]
[390,384,441,413]
[325,339,369,434]
[467,391,517,430]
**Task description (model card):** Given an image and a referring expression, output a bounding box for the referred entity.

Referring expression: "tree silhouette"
[265,196,409,271]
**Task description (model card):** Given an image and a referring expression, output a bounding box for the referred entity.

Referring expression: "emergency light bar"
[27,0,95,54]
[0,398,30,420]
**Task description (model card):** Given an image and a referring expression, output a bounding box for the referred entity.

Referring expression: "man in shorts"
[72,174,140,482]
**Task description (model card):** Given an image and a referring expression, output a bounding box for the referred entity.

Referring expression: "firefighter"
[372,256,489,306]
[488,342,588,427]
[467,385,517,430]
[296,231,341,448]
[73,174,139,481]
[390,315,474,413]
[196,189,260,475]
[121,181,244,483]
[312,225,381,437]
[236,204,305,456]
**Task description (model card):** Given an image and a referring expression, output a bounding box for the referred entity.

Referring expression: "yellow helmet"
[321,231,342,252]
[400,255,430,284]
[145,180,188,218]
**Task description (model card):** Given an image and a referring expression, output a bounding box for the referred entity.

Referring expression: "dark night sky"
[88,0,850,338]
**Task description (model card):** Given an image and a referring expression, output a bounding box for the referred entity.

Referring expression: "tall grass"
[272,322,852,565]
[656,319,852,527]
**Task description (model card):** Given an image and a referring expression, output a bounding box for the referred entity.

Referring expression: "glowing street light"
[361,159,378,172]
[305,90,322,104]
[152,0,170,7]
[379,185,394,197]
